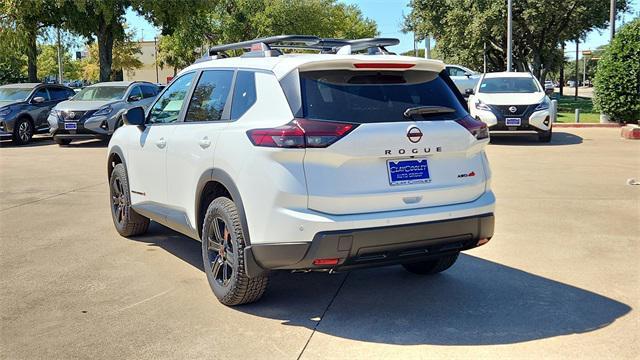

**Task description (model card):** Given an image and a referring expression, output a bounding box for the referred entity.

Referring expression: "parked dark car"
[0,83,75,145]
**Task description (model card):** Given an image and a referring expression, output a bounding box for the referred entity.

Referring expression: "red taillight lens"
[247,119,357,148]
[456,115,489,140]
[313,258,340,266]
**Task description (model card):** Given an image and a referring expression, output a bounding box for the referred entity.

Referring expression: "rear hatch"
[278,60,488,215]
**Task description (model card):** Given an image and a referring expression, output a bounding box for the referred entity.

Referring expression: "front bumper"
[245,213,495,277]
[472,105,551,132]
[48,112,111,140]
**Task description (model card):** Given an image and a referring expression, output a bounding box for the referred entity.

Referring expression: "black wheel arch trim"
[196,168,252,245]
[107,145,127,180]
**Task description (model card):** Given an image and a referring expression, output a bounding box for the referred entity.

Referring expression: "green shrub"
[594,19,640,123]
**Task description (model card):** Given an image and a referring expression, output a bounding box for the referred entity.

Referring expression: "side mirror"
[123,106,146,126]
[465,88,475,96]
[128,95,142,102]
[464,72,472,78]
[545,88,554,96]
[32,96,45,104]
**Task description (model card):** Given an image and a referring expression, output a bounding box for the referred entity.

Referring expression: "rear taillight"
[247,118,357,148]
[456,115,489,140]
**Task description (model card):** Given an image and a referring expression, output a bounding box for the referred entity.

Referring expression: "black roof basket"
[205,35,400,58]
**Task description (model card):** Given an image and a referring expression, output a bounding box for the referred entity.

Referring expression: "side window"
[67,89,76,98]
[231,71,257,119]
[448,67,467,77]
[32,88,50,101]
[147,73,195,124]
[128,85,142,101]
[49,88,69,100]
[185,70,233,122]
[141,85,158,99]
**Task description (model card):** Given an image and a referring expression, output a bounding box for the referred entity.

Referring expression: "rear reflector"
[476,238,490,246]
[456,115,489,140]
[353,63,415,69]
[313,258,340,266]
[247,119,357,148]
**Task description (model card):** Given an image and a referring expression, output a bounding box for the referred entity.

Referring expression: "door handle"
[156,137,166,149]
[199,137,211,149]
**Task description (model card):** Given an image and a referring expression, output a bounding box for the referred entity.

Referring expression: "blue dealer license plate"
[64,122,77,130]
[505,117,521,126]
[387,159,430,186]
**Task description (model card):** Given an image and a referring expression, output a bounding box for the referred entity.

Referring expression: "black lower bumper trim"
[54,133,106,140]
[244,213,494,277]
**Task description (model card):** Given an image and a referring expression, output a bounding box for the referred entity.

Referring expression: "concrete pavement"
[1,129,638,359]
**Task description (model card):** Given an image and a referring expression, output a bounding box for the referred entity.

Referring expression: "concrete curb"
[621,125,640,140]
[554,123,621,128]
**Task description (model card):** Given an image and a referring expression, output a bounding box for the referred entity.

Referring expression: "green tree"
[157,0,377,74]
[405,0,628,81]
[81,30,143,82]
[36,44,83,81]
[594,19,640,123]
[1,0,61,81]
[0,19,26,83]
[57,0,212,82]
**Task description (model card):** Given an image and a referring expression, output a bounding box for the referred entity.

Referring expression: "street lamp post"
[506,0,513,72]
[57,27,63,84]
[610,0,616,41]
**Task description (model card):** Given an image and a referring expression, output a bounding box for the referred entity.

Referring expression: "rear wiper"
[403,106,456,118]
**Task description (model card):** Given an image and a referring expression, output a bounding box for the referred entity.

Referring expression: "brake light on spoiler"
[247,119,358,148]
[353,63,415,69]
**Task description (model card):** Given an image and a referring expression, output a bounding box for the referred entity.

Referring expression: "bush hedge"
[594,19,640,123]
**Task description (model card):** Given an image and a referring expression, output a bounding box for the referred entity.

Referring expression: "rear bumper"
[245,213,494,277]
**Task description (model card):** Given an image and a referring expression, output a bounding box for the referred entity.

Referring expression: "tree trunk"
[97,24,114,82]
[112,68,123,81]
[26,27,38,82]
[531,51,543,81]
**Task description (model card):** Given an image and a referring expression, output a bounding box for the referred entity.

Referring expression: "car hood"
[54,100,117,111]
[477,92,545,105]
[0,100,22,108]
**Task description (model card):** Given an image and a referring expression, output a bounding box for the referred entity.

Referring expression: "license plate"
[387,159,430,186]
[505,118,521,126]
[64,122,77,130]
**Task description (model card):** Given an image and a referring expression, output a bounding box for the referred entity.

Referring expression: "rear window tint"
[291,70,466,123]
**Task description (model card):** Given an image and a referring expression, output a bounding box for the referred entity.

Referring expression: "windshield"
[290,70,466,123]
[479,77,541,93]
[0,88,32,101]
[73,86,127,101]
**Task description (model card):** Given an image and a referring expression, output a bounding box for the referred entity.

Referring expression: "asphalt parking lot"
[1,128,639,359]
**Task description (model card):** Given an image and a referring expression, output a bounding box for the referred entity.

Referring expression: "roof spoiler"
[204,35,399,58]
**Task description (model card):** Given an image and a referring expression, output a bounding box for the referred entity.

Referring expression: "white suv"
[468,72,554,142]
[107,36,496,305]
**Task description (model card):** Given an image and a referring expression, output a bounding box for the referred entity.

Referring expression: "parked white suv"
[107,36,496,305]
[468,72,554,142]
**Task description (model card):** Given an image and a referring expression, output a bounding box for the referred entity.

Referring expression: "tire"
[202,197,268,306]
[12,117,33,145]
[109,163,150,237]
[402,252,460,275]
[54,138,72,146]
[538,128,552,143]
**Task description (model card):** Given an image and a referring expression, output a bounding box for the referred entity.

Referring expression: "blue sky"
[125,0,639,59]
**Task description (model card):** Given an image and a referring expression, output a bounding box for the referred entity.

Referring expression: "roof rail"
[200,35,400,61]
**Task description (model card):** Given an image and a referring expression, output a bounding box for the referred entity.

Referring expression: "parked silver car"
[446,64,481,96]
[48,81,160,145]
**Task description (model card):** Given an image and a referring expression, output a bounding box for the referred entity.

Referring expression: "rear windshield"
[283,70,466,123]
[479,77,541,93]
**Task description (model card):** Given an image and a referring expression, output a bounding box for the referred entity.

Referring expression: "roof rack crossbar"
[208,35,321,56]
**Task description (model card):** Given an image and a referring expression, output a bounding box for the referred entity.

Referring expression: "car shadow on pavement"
[0,136,54,147]
[133,222,631,346]
[489,131,583,146]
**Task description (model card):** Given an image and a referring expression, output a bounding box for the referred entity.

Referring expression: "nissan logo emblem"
[509,106,517,113]
[407,127,423,143]
[68,111,75,119]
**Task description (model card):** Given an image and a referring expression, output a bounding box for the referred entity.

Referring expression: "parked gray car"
[48,81,160,145]
[0,83,75,145]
